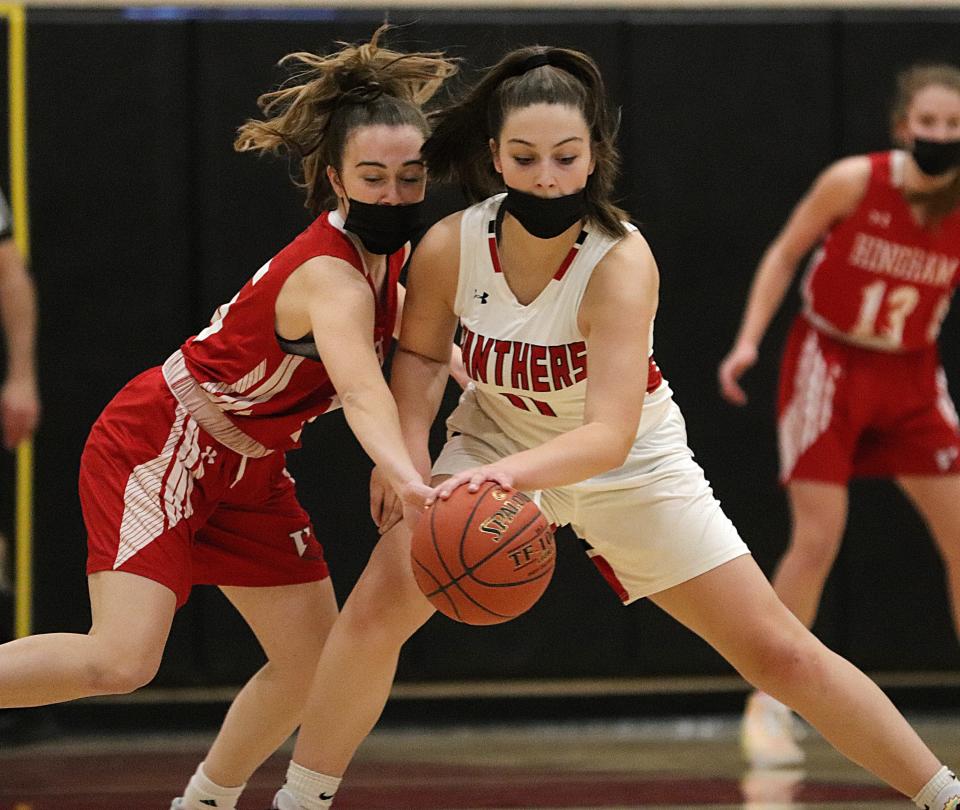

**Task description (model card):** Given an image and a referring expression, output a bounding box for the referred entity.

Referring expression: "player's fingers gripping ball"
[410,482,556,625]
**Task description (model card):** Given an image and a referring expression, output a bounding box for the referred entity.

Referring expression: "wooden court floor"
[0,713,956,809]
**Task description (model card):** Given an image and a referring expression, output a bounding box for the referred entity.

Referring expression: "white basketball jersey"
[454,194,672,452]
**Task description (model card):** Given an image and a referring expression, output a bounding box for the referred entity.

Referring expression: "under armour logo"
[200,446,218,465]
[935,447,959,472]
[868,209,891,228]
[474,289,489,304]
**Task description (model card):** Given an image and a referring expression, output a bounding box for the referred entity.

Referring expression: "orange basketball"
[410,483,556,625]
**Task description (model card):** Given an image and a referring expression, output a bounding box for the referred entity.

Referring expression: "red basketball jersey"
[179,211,402,451]
[801,151,960,352]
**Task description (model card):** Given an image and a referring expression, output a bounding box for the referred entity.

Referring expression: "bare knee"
[785,483,846,568]
[335,529,435,646]
[737,627,827,698]
[83,646,162,695]
[783,522,843,573]
[263,629,328,681]
[340,580,431,647]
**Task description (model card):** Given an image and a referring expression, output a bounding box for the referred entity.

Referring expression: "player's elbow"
[610,438,635,469]
[340,389,372,412]
[339,378,385,412]
[596,425,635,470]
[766,237,806,274]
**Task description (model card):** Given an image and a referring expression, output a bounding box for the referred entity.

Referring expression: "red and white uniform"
[433,194,749,603]
[780,151,960,482]
[84,211,402,606]
[180,209,400,452]
[802,150,960,352]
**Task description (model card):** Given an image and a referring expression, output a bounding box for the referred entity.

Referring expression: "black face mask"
[342,198,425,255]
[912,138,960,177]
[503,186,587,239]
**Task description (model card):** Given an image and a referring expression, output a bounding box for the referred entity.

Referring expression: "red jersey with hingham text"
[179,210,401,451]
[801,151,960,352]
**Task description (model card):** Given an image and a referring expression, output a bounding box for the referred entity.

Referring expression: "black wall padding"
[28,16,195,653]
[20,8,960,691]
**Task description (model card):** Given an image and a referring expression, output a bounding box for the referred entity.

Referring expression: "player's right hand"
[718,342,758,406]
[399,479,433,535]
[370,465,403,535]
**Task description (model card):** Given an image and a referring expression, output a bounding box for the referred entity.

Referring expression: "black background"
[2,7,959,702]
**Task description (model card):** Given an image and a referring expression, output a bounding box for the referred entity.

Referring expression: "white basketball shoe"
[741,691,805,767]
[272,788,309,809]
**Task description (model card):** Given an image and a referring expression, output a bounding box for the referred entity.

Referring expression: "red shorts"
[81,368,329,608]
[777,317,960,484]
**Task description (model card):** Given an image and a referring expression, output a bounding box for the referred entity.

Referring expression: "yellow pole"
[0,3,32,639]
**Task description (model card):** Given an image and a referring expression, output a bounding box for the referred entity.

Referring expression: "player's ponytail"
[235,25,456,214]
[890,63,960,223]
[424,46,629,238]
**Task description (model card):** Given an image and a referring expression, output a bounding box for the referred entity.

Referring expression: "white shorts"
[433,394,751,604]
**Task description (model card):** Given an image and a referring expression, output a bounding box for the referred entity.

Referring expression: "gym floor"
[0,712,956,808]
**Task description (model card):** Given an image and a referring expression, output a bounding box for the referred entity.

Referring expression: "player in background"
[0,184,41,744]
[0,183,39,597]
[0,30,455,810]
[719,64,960,768]
[268,47,960,810]
[0,187,38,456]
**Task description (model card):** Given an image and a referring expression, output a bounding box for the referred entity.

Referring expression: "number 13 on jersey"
[852,280,950,347]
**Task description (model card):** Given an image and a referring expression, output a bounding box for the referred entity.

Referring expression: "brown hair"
[422,46,629,238]
[890,63,960,223]
[235,26,457,214]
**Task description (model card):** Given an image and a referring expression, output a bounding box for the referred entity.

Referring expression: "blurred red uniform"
[779,151,960,483]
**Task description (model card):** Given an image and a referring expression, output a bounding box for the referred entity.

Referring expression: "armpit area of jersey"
[276,332,320,360]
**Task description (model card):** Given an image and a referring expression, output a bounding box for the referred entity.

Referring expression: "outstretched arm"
[291,256,432,511]
[368,230,462,533]
[718,156,871,406]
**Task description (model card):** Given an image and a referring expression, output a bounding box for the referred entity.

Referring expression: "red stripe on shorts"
[590,553,630,603]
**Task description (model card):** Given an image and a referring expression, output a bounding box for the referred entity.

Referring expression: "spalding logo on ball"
[410,483,556,625]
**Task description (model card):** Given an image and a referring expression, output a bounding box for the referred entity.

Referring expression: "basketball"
[410,483,556,625]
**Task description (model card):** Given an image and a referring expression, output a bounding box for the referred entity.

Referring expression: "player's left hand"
[1,375,39,450]
[427,465,515,504]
